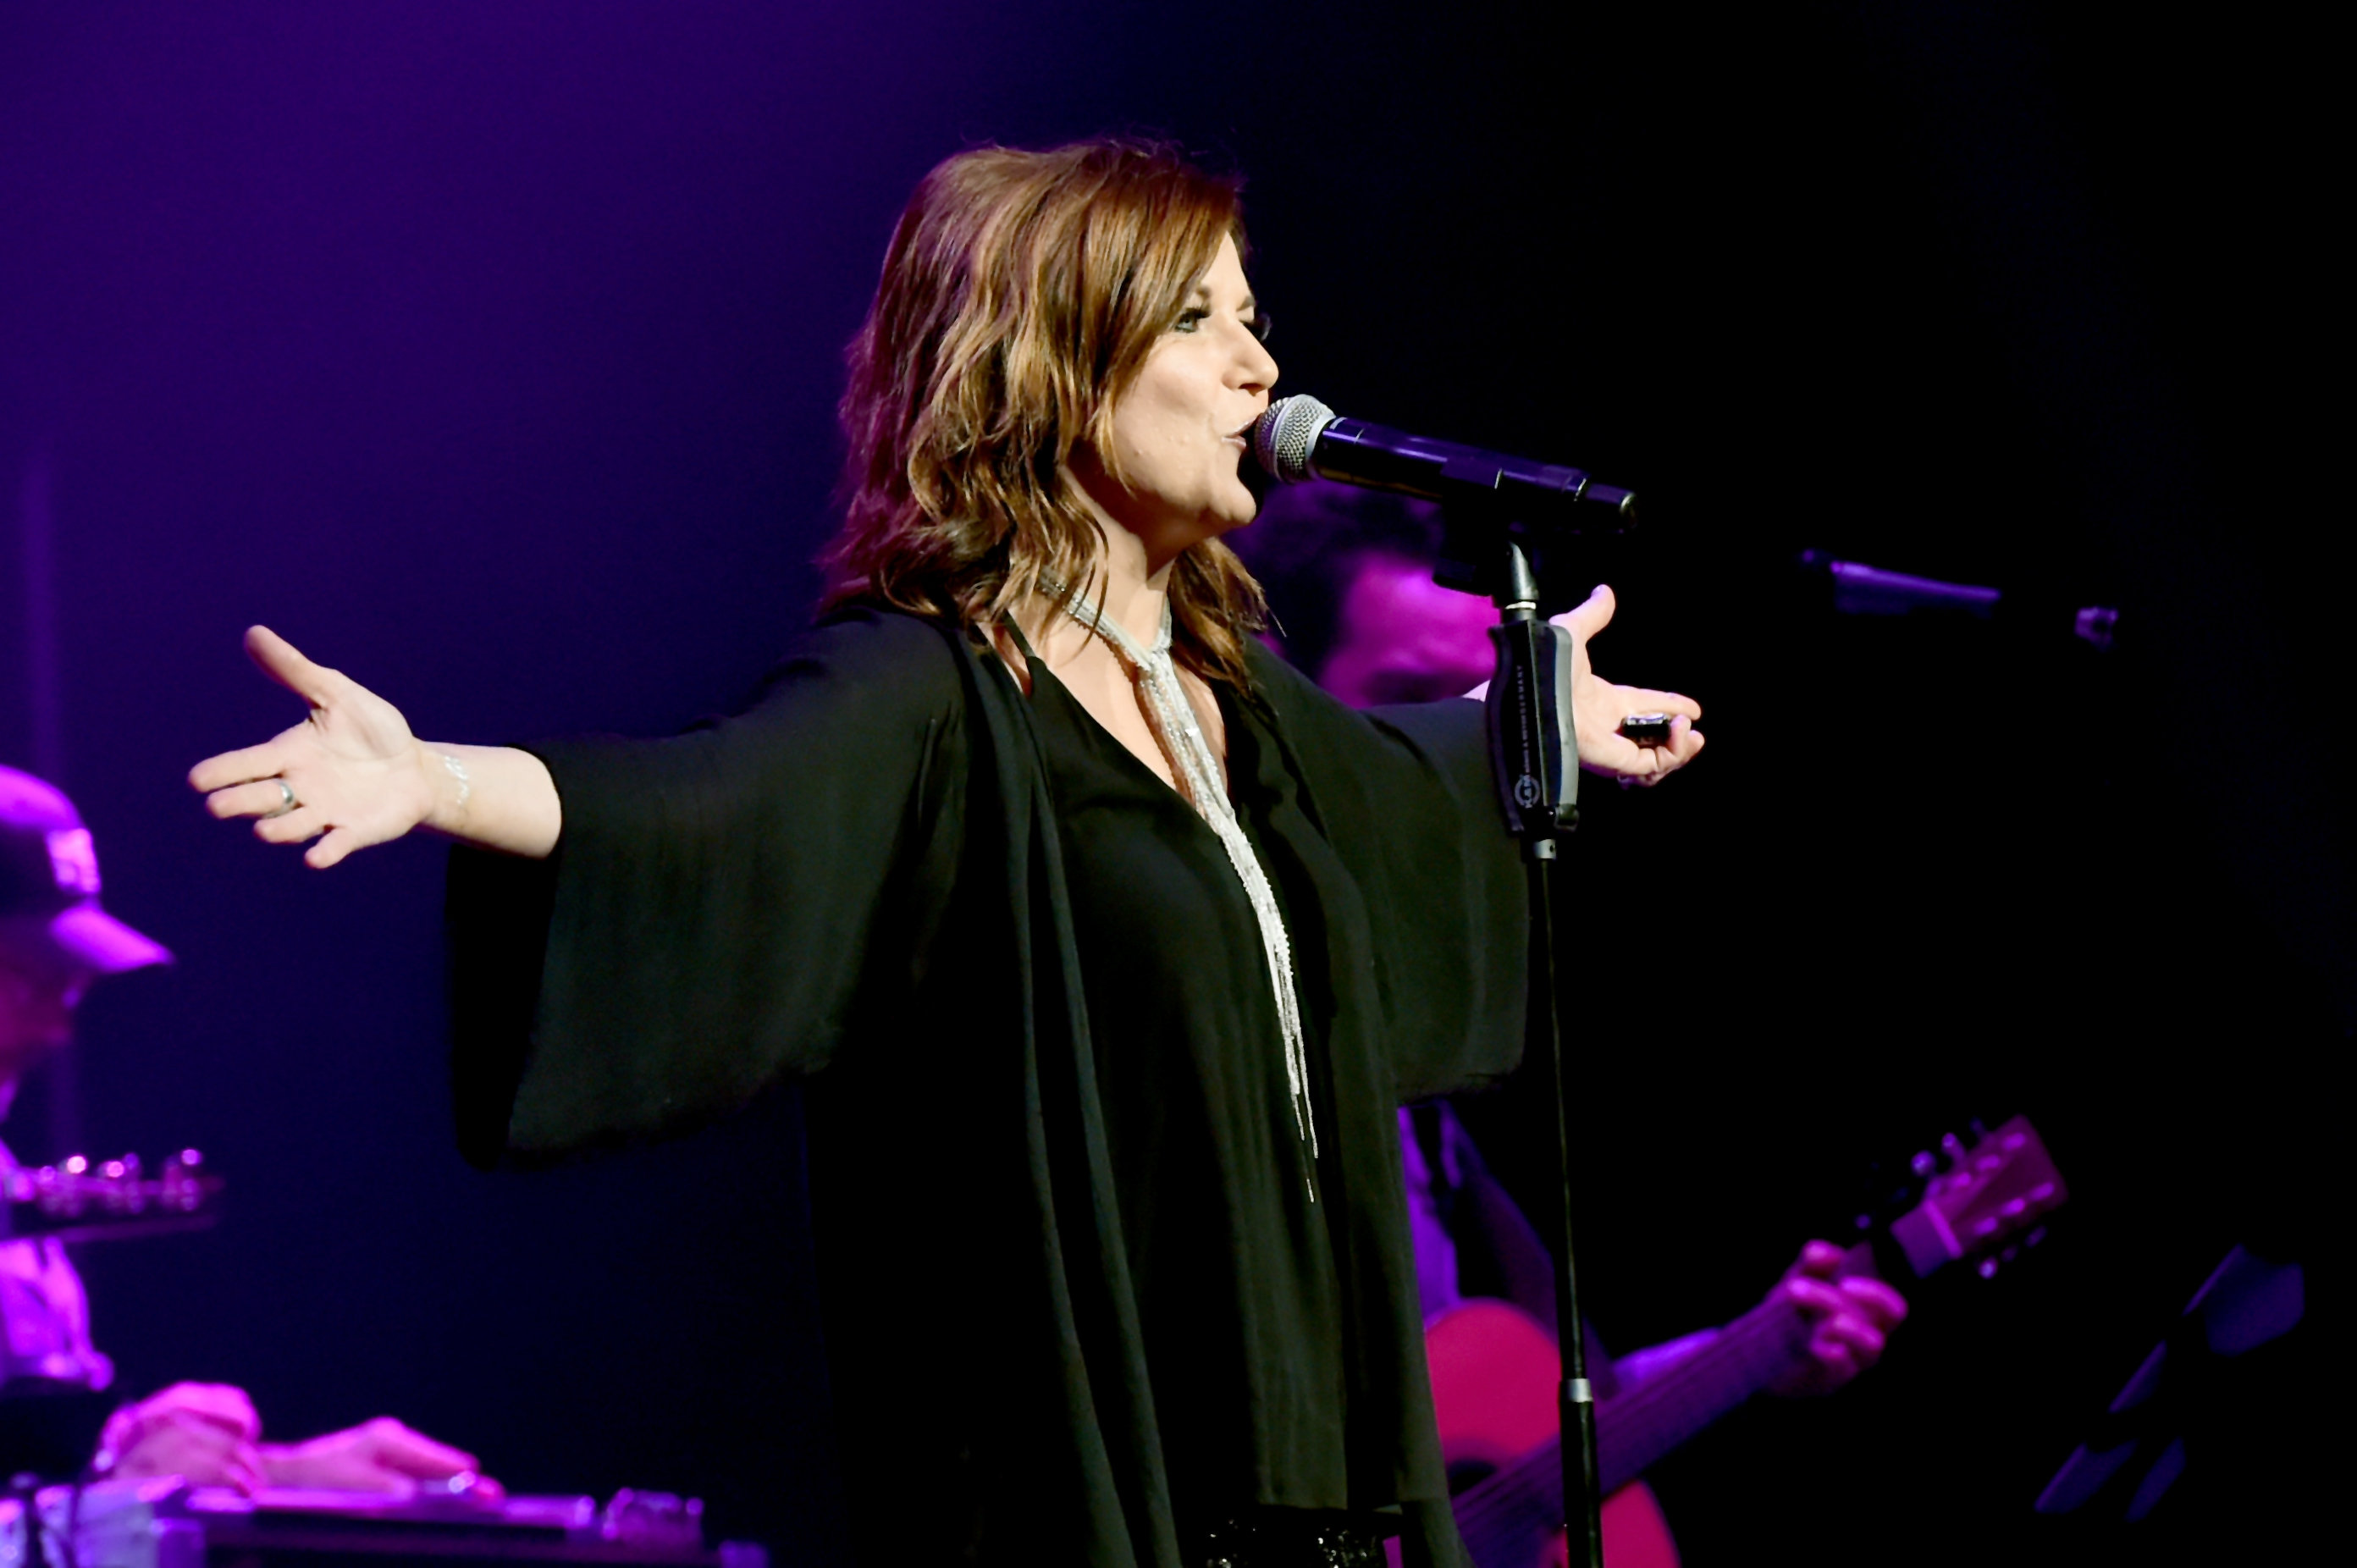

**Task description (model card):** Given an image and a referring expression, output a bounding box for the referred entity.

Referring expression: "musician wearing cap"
[0,764,496,1496]
[189,139,1703,1566]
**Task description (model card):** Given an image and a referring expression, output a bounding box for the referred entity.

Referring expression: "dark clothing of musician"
[448,608,1529,1567]
[0,1141,117,1477]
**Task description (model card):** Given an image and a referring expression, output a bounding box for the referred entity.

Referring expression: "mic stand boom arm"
[1447,464,1608,1568]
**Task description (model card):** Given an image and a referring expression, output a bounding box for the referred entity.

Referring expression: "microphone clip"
[1480,538,1580,850]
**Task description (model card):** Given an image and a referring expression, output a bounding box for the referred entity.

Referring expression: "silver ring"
[265,778,297,818]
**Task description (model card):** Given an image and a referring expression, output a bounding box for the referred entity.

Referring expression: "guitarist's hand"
[1766,1239,1909,1397]
[99,1381,269,1494]
[262,1417,506,1499]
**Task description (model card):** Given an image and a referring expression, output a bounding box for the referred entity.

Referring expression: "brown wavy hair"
[823,139,1267,687]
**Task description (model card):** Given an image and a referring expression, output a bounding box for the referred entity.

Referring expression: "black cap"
[0,766,172,976]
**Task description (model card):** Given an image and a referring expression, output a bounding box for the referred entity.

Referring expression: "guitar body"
[1422,1118,2071,1568]
[1427,1300,1679,1568]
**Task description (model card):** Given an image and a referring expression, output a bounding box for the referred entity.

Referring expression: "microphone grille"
[1253,395,1335,486]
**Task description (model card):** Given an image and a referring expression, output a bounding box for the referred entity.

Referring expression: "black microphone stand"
[1438,471,1606,1568]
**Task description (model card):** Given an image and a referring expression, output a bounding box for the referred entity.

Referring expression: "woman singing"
[190,140,1702,1568]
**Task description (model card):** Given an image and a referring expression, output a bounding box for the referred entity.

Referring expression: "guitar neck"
[1593,1294,1813,1493]
[1449,1298,1816,1567]
[2,1156,222,1245]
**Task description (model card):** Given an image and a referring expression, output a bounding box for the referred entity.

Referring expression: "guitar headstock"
[1884,1116,2067,1279]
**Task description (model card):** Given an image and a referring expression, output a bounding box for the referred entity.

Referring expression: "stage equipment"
[1478,530,1600,1568]
[1252,396,1636,531]
[1,1150,218,1245]
[1615,714,1675,749]
[1796,550,2121,650]
[7,1477,767,1567]
[2036,1243,2305,1526]
[1256,400,1634,1568]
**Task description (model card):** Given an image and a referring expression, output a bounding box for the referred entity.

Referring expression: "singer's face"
[1075,235,1277,562]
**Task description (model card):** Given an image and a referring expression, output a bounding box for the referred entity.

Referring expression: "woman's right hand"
[189,627,440,869]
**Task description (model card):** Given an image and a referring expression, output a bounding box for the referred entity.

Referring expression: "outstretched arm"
[190,627,561,865]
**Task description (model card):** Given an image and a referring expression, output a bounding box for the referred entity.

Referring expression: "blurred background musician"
[1229,484,1907,1563]
[0,764,496,1496]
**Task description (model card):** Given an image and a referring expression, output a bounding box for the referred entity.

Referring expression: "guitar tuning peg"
[1910,1150,1938,1180]
[1940,1132,1968,1169]
[177,1150,203,1169]
[1968,1118,1990,1142]
[1977,1257,2001,1280]
[120,1153,143,1178]
[2024,1225,2048,1250]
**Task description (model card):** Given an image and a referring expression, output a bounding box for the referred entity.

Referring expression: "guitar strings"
[1446,1297,1813,1547]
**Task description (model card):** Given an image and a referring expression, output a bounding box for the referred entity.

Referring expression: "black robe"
[447,607,1528,1566]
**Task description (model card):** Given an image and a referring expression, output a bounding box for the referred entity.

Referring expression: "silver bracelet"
[439,751,472,810]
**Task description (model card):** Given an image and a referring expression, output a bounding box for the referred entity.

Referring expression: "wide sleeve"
[1245,646,1530,1103]
[446,608,972,1165]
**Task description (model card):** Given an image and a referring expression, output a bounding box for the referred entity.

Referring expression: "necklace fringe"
[1041,581,1320,1197]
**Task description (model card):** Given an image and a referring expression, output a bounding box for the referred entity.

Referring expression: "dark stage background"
[1,3,2341,1564]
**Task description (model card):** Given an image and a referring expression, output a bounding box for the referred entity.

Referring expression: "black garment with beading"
[445,607,1528,1567]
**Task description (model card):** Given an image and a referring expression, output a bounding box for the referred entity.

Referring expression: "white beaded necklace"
[1038,579,1319,1191]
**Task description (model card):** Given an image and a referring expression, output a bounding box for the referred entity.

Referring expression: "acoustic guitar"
[1431,1115,2067,1568]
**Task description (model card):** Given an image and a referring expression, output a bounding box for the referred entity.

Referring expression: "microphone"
[1797,550,2121,650]
[1251,395,1637,529]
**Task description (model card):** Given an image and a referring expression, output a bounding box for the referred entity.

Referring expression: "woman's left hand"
[1556,585,1705,786]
